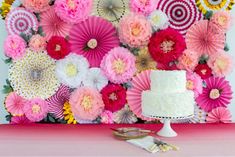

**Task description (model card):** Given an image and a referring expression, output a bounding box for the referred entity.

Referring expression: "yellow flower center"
[65,63,78,77]
[209,89,220,100]
[81,95,92,111]
[201,69,207,75]
[218,16,228,26]
[131,23,142,36]
[32,104,41,114]
[55,44,61,51]
[67,0,76,10]
[152,15,160,24]
[186,80,194,90]
[215,58,227,71]
[87,39,98,49]
[109,93,117,101]
[112,59,126,74]
[182,55,193,66]
[160,40,175,53]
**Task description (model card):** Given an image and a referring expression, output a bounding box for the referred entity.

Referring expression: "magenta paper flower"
[4,35,26,60]
[100,47,136,84]
[54,0,92,24]
[23,98,48,122]
[100,110,114,124]
[206,107,232,123]
[130,0,157,16]
[211,11,232,33]
[196,77,233,112]
[70,87,104,121]
[186,72,203,98]
[5,92,26,116]
[119,13,152,48]
[22,0,50,13]
[29,35,47,52]
[10,115,32,124]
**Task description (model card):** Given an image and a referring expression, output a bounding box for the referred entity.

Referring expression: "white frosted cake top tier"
[150,70,186,93]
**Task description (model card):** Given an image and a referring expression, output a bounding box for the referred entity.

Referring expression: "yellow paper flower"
[63,101,77,124]
[0,2,11,18]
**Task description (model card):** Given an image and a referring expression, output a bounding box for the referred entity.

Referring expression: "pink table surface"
[0,124,235,157]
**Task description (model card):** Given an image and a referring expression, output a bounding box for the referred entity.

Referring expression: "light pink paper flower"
[100,47,136,84]
[211,11,232,33]
[10,115,32,124]
[119,13,152,48]
[23,98,48,122]
[70,87,104,121]
[29,35,47,51]
[206,107,232,123]
[186,72,203,98]
[208,51,233,77]
[5,92,26,116]
[130,0,157,16]
[54,0,92,24]
[100,110,114,124]
[22,0,50,13]
[4,35,26,60]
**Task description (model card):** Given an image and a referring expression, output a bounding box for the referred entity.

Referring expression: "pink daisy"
[5,92,26,116]
[206,107,232,123]
[186,72,203,98]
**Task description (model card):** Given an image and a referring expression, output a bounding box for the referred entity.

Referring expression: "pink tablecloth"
[0,124,235,157]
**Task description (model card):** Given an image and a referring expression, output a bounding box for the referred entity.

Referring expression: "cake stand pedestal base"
[157,119,177,137]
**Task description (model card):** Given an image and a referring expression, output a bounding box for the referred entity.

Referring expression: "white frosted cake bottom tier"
[142,91,194,118]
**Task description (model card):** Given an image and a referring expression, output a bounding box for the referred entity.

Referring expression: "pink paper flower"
[100,47,136,84]
[54,0,92,24]
[119,13,152,48]
[4,35,26,60]
[70,87,104,121]
[208,51,233,77]
[5,92,26,116]
[177,49,200,72]
[100,110,114,124]
[130,0,157,16]
[10,115,32,124]
[206,107,232,123]
[23,98,48,122]
[29,35,47,52]
[186,72,203,98]
[211,11,232,33]
[22,0,50,13]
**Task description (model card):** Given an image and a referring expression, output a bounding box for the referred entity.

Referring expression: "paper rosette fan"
[196,77,233,112]
[69,16,119,67]
[186,20,225,56]
[92,0,129,25]
[5,7,38,35]
[127,70,154,121]
[9,49,60,99]
[206,107,232,123]
[195,0,235,14]
[156,0,203,35]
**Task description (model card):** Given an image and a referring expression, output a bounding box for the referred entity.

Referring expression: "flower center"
[81,95,92,111]
[209,89,221,100]
[186,80,194,90]
[65,63,78,77]
[218,16,227,26]
[160,40,175,53]
[55,44,61,51]
[11,40,17,49]
[131,23,142,36]
[32,104,41,114]
[215,58,227,71]
[87,39,98,49]
[152,15,160,24]
[201,69,207,75]
[30,69,42,81]
[112,59,126,74]
[183,55,193,65]
[67,0,76,10]
[139,0,148,5]
[109,93,117,101]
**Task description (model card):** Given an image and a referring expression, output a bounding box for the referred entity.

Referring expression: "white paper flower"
[83,68,108,91]
[56,53,89,88]
[148,10,169,31]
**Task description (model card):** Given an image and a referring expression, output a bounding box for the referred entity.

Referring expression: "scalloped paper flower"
[211,11,232,32]
[29,35,47,52]
[130,0,157,16]
[5,92,26,116]
[206,107,232,123]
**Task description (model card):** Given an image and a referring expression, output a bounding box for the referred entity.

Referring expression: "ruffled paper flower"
[177,49,200,72]
[5,92,26,116]
[113,105,138,124]
[56,53,89,88]
[148,28,186,64]
[70,87,104,121]
[10,115,32,124]
[194,63,213,79]
[100,47,136,84]
[69,16,119,67]
[119,13,152,48]
[211,11,232,32]
[54,0,92,24]
[63,101,77,124]
[9,49,60,99]
[207,51,233,77]
[0,2,11,19]
[101,84,127,112]
[186,72,203,98]
[29,35,47,52]
[130,0,157,16]
[22,0,50,13]
[83,68,108,91]
[135,47,157,73]
[40,6,72,40]
[23,98,48,122]
[47,36,71,60]
[148,10,169,31]
[206,107,232,123]
[196,77,233,112]
[4,35,26,60]
[100,110,114,124]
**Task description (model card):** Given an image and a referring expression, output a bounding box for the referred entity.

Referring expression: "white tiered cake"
[142,70,195,118]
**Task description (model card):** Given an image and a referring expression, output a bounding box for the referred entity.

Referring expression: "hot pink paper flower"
[10,115,32,124]
[5,92,26,116]
[22,0,50,13]
[4,35,26,60]
[100,47,136,84]
[119,13,152,48]
[23,98,48,122]
[100,110,114,124]
[207,51,233,77]
[130,0,157,16]
[186,72,203,98]
[211,11,232,33]
[70,87,104,121]
[54,0,92,24]
[29,35,47,51]
[196,77,233,112]
[206,107,232,123]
